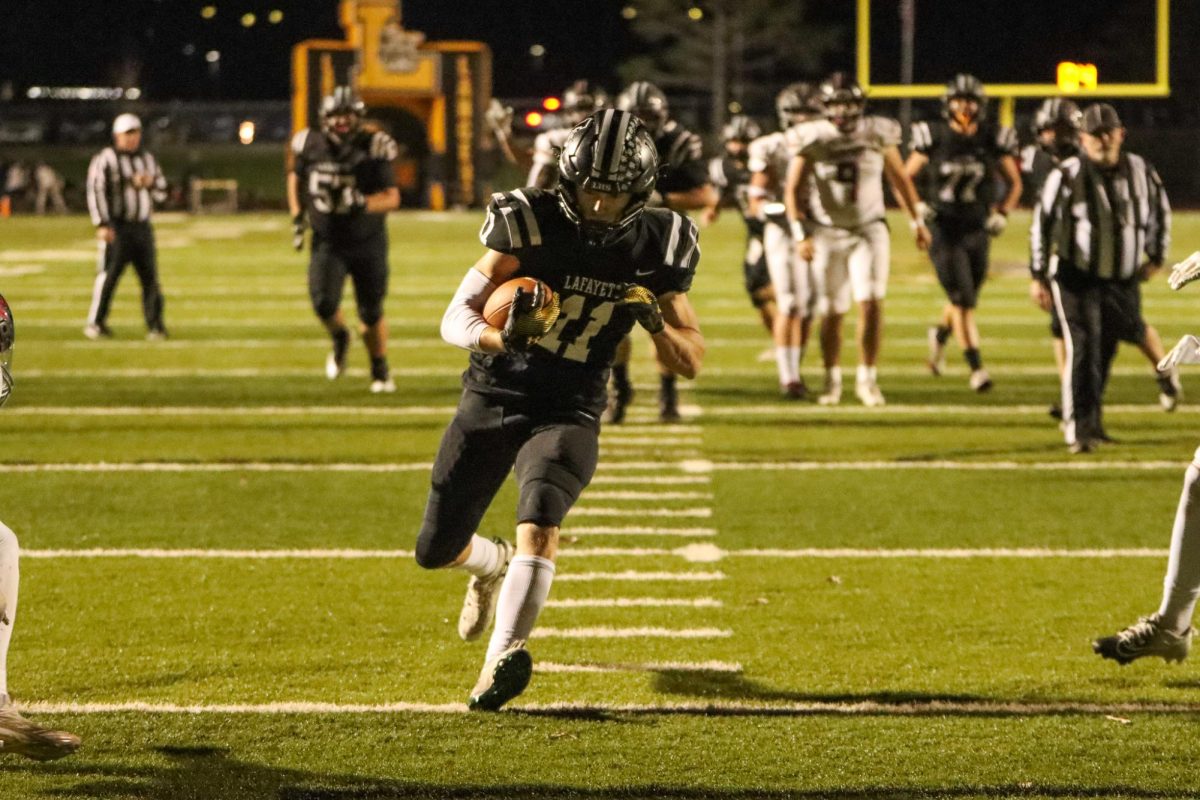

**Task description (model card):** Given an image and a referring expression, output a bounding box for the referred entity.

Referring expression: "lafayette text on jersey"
[910,119,1018,223]
[86,147,167,226]
[1031,153,1170,282]
[291,127,399,243]
[474,188,699,414]
[786,116,902,230]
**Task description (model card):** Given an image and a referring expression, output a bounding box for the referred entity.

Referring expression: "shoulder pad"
[870,116,902,147]
[994,125,1019,156]
[658,210,700,272]
[479,189,552,252]
[369,131,399,161]
[910,121,936,153]
[707,157,727,187]
[290,129,312,156]
[785,120,825,156]
[664,128,704,168]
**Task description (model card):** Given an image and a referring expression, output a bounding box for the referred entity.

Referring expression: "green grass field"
[3,209,1200,799]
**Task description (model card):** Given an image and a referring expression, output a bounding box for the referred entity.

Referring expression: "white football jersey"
[746,131,790,200]
[526,126,573,186]
[786,116,901,229]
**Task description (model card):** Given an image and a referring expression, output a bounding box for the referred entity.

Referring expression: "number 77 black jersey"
[910,119,1018,224]
[468,188,700,414]
[291,127,399,243]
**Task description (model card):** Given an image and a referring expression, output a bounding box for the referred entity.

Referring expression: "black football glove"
[618,284,665,335]
[291,212,307,251]
[500,283,561,352]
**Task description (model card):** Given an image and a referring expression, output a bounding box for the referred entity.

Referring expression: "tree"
[618,0,845,131]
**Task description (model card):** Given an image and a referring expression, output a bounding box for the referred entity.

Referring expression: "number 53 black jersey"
[292,127,399,243]
[467,188,699,414]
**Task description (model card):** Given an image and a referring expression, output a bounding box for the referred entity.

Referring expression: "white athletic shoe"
[817,381,843,406]
[855,381,886,407]
[926,326,946,376]
[325,330,352,380]
[458,538,515,642]
[969,369,993,393]
[82,323,111,340]
[369,378,396,394]
[1093,614,1192,665]
[1160,367,1182,412]
[468,640,533,711]
[0,696,80,761]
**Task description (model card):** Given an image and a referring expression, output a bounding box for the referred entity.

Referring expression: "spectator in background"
[33,162,65,215]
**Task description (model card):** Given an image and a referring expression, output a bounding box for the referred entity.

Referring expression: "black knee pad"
[516,477,577,528]
[414,486,477,569]
[414,523,468,569]
[312,294,339,321]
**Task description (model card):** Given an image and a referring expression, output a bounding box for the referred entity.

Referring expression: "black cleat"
[468,642,533,711]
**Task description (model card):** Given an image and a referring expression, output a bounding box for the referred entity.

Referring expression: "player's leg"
[850,222,890,406]
[308,235,352,380]
[815,231,848,405]
[1094,452,1200,664]
[1051,276,1102,451]
[960,228,991,391]
[415,390,522,642]
[1135,320,1182,411]
[470,411,600,711]
[130,225,167,339]
[1048,313,1067,420]
[603,336,634,425]
[0,522,80,760]
[926,221,955,375]
[349,236,393,392]
[743,235,776,336]
[84,230,128,338]
[763,222,802,396]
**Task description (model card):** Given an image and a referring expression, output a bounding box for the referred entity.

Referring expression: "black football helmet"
[557,109,659,247]
[817,73,866,133]
[1032,98,1082,158]
[722,114,762,144]
[775,82,821,130]
[615,81,669,137]
[942,73,986,125]
[562,80,609,125]
[0,294,13,408]
[320,86,365,139]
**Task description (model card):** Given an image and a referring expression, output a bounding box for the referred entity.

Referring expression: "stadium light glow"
[238,121,256,145]
[542,97,561,111]
[621,5,638,20]
[200,5,217,19]
[206,50,220,63]
[524,111,544,127]
[268,9,283,24]
[529,44,546,57]
[241,13,256,27]
[687,7,703,21]
[728,101,742,114]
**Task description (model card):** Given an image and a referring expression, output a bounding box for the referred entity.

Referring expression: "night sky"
[0,0,1193,106]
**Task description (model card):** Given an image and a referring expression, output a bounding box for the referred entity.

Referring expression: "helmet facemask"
[825,97,864,134]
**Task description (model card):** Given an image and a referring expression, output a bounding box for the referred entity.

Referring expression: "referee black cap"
[1082,104,1122,134]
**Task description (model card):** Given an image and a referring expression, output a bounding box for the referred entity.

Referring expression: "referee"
[1031,104,1171,453]
[85,113,168,340]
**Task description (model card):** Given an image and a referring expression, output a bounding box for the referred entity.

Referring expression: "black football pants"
[87,221,165,331]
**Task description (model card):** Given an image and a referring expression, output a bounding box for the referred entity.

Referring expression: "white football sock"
[825,367,842,387]
[786,347,801,380]
[856,364,877,385]
[0,522,19,698]
[485,555,555,662]
[1157,461,1200,634]
[455,534,501,578]
[774,346,795,385]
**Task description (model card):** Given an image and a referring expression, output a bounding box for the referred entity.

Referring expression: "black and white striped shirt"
[1031,152,1170,282]
[86,146,167,226]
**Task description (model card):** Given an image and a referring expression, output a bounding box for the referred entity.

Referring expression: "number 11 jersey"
[469,188,700,414]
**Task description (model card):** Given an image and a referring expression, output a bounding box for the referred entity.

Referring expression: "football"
[482,277,553,327]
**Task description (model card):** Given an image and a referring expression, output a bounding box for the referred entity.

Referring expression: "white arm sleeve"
[441,268,497,352]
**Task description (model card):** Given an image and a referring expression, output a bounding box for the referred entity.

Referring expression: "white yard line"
[568,526,717,537]
[544,598,723,609]
[555,571,725,582]
[534,660,740,673]
[21,699,1200,716]
[587,476,710,486]
[532,626,731,639]
[583,491,712,501]
[569,508,712,518]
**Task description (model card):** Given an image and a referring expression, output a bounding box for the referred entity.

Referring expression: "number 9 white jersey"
[786,116,901,230]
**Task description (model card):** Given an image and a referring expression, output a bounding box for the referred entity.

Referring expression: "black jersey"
[469,188,699,414]
[708,154,762,236]
[291,127,399,243]
[1020,143,1077,205]
[911,120,1018,224]
[655,122,709,195]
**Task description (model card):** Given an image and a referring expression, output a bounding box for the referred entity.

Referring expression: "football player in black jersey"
[288,87,401,392]
[527,80,609,191]
[703,115,777,343]
[417,109,704,711]
[609,81,716,423]
[906,74,1022,392]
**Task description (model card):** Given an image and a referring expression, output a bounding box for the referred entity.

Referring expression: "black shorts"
[309,233,389,324]
[414,389,600,568]
[743,234,771,304]
[930,220,990,309]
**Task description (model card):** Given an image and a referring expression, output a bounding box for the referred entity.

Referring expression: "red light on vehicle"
[542,97,561,111]
[525,111,544,127]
